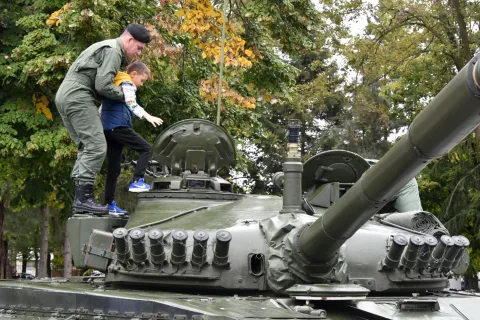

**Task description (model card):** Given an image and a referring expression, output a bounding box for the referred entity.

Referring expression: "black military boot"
[73,180,79,202]
[73,183,109,215]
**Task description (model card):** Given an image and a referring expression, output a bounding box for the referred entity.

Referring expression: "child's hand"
[144,114,163,127]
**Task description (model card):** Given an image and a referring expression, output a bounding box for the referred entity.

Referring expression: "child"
[100,61,163,215]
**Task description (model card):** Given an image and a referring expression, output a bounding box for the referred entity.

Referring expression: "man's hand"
[144,113,163,127]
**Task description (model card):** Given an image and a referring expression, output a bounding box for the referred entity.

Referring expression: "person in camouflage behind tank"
[55,24,151,215]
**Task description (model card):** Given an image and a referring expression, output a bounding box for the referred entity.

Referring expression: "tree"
[337,0,480,289]
[1,0,80,277]
[3,207,41,277]
[0,186,7,279]
[37,205,49,278]
[0,159,32,279]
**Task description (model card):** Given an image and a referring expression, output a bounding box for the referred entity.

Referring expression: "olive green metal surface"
[127,195,282,230]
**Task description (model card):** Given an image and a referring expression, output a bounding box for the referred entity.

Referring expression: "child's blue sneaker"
[129,178,150,192]
[108,200,128,215]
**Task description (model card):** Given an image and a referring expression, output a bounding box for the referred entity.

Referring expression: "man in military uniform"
[367,160,423,213]
[379,177,423,213]
[55,24,151,214]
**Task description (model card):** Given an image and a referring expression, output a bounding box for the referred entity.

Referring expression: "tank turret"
[284,53,480,286]
[265,54,480,292]
[66,55,480,302]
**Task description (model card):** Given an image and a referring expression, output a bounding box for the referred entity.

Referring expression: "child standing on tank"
[100,61,163,215]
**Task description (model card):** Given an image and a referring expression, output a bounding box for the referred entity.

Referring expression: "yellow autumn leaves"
[174,0,258,109]
[32,94,53,120]
[46,3,70,26]
[175,0,256,68]
[46,192,65,209]
[199,35,254,68]
[200,77,256,110]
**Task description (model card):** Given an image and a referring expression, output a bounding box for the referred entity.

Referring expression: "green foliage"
[418,137,480,273]
[240,0,324,55]
[340,0,480,280]
[243,49,299,94]
[3,208,41,260]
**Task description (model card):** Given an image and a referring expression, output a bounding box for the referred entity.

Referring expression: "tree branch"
[443,161,480,226]
[367,38,435,87]
[450,0,472,63]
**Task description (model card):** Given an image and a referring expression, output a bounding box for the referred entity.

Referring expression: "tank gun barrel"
[298,56,480,263]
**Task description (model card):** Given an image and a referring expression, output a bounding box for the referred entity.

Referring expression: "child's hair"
[127,61,151,77]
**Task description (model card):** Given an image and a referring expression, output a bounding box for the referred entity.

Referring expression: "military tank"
[3,56,480,319]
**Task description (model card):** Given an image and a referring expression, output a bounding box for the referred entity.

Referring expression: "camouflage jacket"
[64,38,127,101]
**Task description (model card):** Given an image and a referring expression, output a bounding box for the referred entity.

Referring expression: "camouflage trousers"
[55,80,106,184]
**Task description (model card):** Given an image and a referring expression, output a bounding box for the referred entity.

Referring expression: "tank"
[3,56,480,319]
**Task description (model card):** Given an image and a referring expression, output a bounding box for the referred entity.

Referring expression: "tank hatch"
[302,150,370,208]
[151,119,236,177]
[302,150,370,191]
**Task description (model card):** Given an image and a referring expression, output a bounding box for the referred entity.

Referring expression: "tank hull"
[1,280,479,319]
[83,194,452,293]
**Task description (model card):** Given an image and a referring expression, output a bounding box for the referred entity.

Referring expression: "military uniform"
[55,38,127,184]
[56,24,150,214]
[381,178,423,213]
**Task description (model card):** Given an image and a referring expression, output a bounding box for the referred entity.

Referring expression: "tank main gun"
[289,55,480,270]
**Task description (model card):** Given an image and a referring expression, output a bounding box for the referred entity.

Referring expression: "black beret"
[126,23,151,44]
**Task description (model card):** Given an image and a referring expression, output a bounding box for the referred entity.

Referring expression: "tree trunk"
[450,0,471,64]
[7,262,14,279]
[0,193,7,279]
[47,251,51,277]
[63,230,72,278]
[4,240,12,279]
[464,273,479,291]
[37,205,49,278]
[34,249,39,276]
[22,251,28,273]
